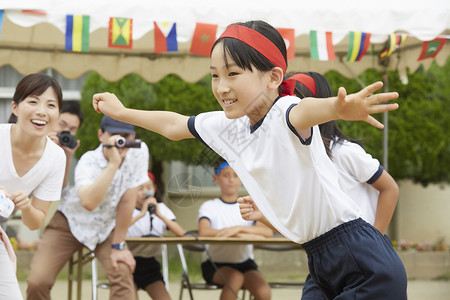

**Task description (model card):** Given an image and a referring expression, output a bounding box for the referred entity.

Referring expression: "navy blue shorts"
[301,274,326,300]
[201,258,258,284]
[133,256,164,290]
[301,218,407,300]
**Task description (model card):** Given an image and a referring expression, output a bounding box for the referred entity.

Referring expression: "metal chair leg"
[91,255,97,300]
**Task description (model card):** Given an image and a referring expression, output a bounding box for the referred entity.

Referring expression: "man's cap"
[100,115,135,134]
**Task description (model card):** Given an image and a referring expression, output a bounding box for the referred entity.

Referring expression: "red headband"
[288,73,317,97]
[219,25,287,75]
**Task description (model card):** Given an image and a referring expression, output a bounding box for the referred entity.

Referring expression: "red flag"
[417,38,446,61]
[21,10,47,16]
[277,28,295,61]
[190,23,218,57]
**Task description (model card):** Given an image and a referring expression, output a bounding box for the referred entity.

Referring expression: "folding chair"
[177,230,248,300]
[253,233,305,290]
[67,248,96,300]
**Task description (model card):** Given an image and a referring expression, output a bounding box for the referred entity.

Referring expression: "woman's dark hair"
[288,72,363,158]
[8,73,63,123]
[212,20,287,94]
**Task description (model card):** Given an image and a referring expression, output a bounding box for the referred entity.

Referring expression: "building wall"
[396,180,450,244]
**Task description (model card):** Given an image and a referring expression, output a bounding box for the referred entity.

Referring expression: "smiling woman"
[0,73,66,300]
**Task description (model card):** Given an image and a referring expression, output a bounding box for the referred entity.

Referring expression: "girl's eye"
[48,104,57,108]
[229,72,239,76]
[211,74,218,78]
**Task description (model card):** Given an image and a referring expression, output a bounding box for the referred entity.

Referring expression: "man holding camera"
[47,100,83,192]
[27,116,149,300]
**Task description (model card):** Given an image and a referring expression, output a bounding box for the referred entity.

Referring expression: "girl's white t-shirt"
[198,198,255,263]
[0,124,66,201]
[331,140,383,225]
[188,96,361,244]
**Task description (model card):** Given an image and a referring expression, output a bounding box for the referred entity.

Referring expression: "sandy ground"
[18,279,450,300]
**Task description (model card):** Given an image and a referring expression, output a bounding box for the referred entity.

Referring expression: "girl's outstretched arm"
[289,81,399,131]
[93,92,194,141]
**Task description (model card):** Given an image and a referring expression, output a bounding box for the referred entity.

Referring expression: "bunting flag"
[347,31,371,62]
[190,22,218,57]
[108,17,132,49]
[0,10,4,40]
[154,22,178,53]
[21,10,47,15]
[277,28,295,61]
[379,33,408,61]
[65,15,90,52]
[417,38,446,61]
[310,30,335,61]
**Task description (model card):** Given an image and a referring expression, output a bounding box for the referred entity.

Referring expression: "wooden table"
[126,236,302,246]
[126,236,304,300]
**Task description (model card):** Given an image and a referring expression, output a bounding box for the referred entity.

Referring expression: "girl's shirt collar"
[250,96,281,133]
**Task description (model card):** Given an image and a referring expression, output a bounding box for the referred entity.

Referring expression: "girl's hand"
[92,92,125,118]
[10,191,31,212]
[238,196,264,221]
[334,81,399,129]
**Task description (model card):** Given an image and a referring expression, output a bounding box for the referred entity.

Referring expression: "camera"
[0,190,14,223]
[144,190,156,214]
[115,137,141,148]
[148,203,156,214]
[57,131,77,149]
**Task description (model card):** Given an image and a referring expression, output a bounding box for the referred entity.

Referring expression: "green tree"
[325,57,450,186]
[77,57,449,188]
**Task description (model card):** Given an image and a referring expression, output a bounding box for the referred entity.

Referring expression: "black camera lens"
[57,131,77,149]
[148,203,156,214]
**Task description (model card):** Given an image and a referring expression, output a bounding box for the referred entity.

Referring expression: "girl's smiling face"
[11,86,60,137]
[210,43,278,125]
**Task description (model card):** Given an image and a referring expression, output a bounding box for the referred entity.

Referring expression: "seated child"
[127,172,185,300]
[198,159,272,300]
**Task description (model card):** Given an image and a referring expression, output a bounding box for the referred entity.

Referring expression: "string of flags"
[0,9,448,62]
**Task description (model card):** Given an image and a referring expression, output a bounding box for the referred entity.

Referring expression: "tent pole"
[382,71,389,172]
[383,71,398,241]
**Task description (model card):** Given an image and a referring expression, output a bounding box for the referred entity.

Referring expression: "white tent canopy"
[1,0,449,82]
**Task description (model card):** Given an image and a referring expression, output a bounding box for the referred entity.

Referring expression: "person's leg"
[212,267,244,300]
[27,212,83,300]
[133,256,170,300]
[95,232,137,300]
[301,274,326,300]
[144,281,171,300]
[0,240,22,300]
[242,270,271,300]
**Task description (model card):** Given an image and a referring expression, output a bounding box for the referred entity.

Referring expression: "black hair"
[288,72,363,158]
[212,20,287,94]
[62,100,84,126]
[8,73,63,123]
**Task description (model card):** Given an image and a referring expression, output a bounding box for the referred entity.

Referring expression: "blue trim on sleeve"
[188,116,210,149]
[367,165,384,184]
[198,216,211,222]
[286,104,313,145]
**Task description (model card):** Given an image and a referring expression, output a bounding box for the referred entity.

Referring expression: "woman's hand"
[10,191,32,212]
